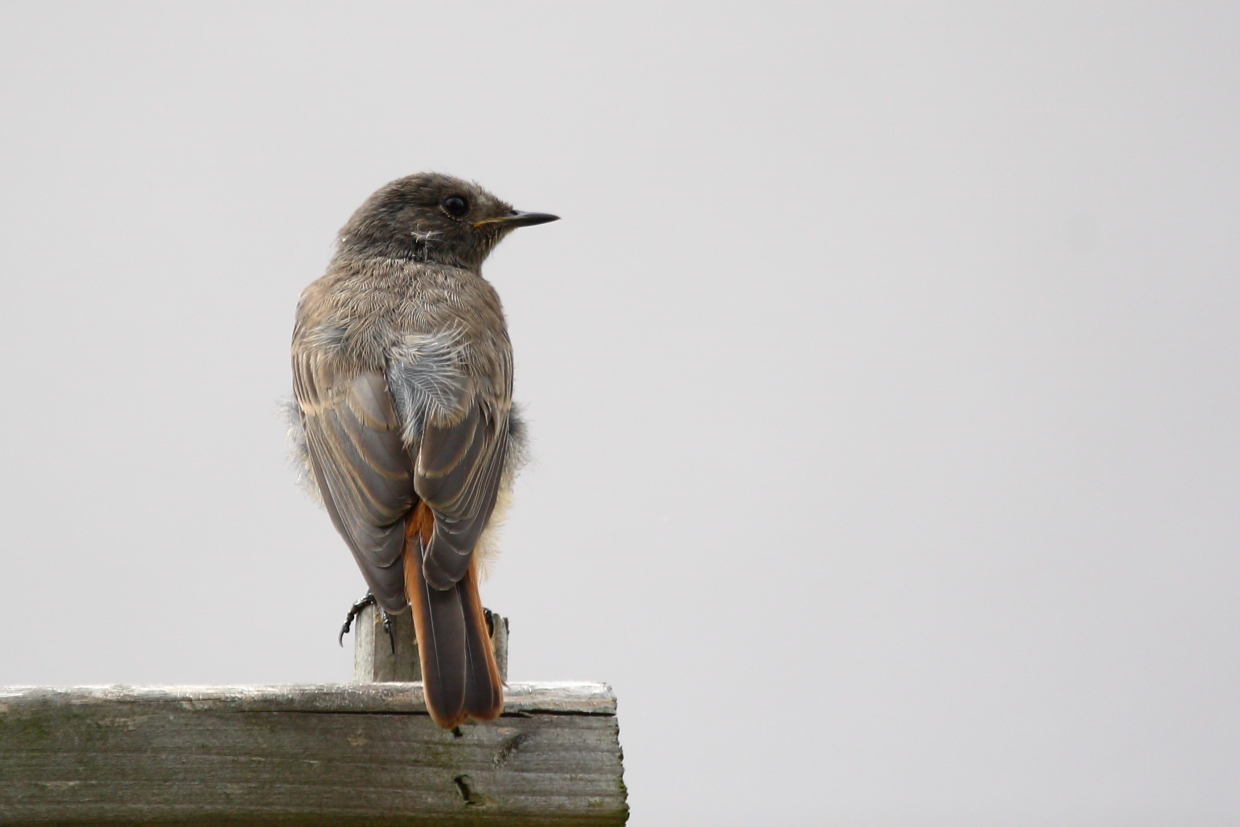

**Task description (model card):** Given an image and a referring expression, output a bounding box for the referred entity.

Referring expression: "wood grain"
[0,682,627,826]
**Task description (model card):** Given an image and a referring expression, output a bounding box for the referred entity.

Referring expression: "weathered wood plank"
[354,604,422,683]
[0,682,627,826]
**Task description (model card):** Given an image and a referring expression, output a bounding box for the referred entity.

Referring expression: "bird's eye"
[441,196,469,218]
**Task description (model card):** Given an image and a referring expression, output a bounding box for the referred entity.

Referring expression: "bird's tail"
[404,503,504,729]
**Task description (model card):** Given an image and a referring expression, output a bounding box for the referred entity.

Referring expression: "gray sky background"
[2,3,1238,824]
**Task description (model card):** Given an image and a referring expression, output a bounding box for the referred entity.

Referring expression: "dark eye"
[441,195,469,218]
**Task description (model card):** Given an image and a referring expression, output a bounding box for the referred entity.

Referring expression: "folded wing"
[293,353,414,611]
[386,333,509,591]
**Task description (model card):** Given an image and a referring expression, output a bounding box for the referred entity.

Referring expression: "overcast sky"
[1,3,1238,825]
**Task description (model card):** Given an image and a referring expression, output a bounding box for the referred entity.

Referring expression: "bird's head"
[336,172,558,270]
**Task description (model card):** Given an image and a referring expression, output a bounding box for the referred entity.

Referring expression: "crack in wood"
[453,774,487,807]
[492,731,531,768]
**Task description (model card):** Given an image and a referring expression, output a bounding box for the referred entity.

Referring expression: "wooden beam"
[0,682,627,826]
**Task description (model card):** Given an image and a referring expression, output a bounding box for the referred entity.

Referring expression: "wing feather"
[293,354,415,612]
[416,401,508,590]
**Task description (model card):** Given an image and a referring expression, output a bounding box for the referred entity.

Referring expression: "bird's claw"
[381,610,396,654]
[338,593,396,653]
[338,593,377,646]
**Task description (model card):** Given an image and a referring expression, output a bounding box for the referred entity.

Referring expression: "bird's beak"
[473,210,560,229]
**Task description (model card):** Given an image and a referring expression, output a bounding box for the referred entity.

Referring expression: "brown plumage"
[291,173,557,728]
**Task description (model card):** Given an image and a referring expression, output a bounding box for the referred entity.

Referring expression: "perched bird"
[290,173,557,728]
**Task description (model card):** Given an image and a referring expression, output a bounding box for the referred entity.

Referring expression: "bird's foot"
[338,593,397,653]
[338,593,376,646]
[381,609,396,654]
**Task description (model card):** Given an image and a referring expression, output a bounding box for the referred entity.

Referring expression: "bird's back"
[294,257,512,394]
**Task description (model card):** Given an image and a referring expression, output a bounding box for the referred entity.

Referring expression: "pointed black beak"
[473,210,560,229]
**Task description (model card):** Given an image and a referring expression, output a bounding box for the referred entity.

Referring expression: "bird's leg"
[338,592,376,646]
[483,607,495,638]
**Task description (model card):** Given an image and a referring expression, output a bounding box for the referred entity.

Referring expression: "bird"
[289,172,558,728]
